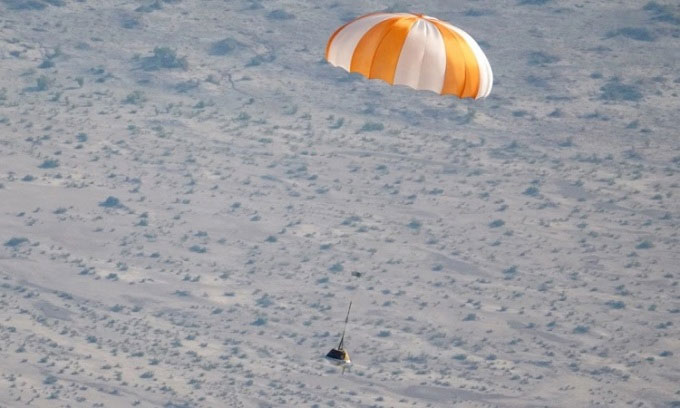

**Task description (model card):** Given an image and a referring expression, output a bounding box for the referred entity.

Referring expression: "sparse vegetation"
[607,27,657,42]
[600,78,643,101]
[139,47,188,70]
[4,237,29,247]
[99,196,122,208]
[357,121,384,133]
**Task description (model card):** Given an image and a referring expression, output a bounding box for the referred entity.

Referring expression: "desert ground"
[0,0,679,407]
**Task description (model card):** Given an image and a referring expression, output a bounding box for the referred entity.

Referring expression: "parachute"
[325,12,493,99]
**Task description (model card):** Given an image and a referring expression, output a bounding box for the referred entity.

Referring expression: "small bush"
[644,2,680,25]
[246,53,275,67]
[38,59,54,69]
[502,265,517,279]
[407,219,422,230]
[328,263,343,272]
[528,51,560,66]
[605,300,625,309]
[600,79,642,102]
[38,159,59,169]
[189,245,206,253]
[36,75,50,91]
[256,295,273,308]
[135,1,161,13]
[140,47,188,71]
[120,15,140,29]
[523,186,540,196]
[99,196,122,208]
[489,219,505,228]
[123,90,145,105]
[2,0,47,10]
[4,237,28,247]
[358,122,384,133]
[209,38,242,56]
[463,9,490,17]
[607,27,656,42]
[267,9,294,20]
[635,240,653,249]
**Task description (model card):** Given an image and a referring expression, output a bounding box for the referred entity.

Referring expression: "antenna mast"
[337,301,352,350]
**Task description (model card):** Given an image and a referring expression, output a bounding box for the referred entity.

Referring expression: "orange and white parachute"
[325,12,493,99]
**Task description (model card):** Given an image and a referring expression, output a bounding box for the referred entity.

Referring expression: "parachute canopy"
[325,12,493,99]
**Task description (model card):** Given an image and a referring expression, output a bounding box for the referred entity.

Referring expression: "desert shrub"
[256,295,273,308]
[407,219,422,230]
[189,245,206,253]
[246,53,275,67]
[209,38,242,56]
[175,79,199,93]
[120,15,140,29]
[523,186,540,196]
[644,2,680,25]
[5,237,28,247]
[502,266,518,279]
[38,158,59,169]
[464,9,490,17]
[38,59,54,69]
[605,300,625,309]
[600,79,642,101]
[123,90,145,105]
[635,240,653,249]
[36,75,50,91]
[2,0,48,10]
[328,263,343,272]
[140,47,188,70]
[358,121,384,132]
[267,9,294,20]
[99,196,122,208]
[528,51,560,66]
[135,1,162,12]
[607,27,656,41]
[489,219,505,228]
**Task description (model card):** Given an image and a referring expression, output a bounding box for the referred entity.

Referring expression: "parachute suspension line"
[337,301,352,350]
